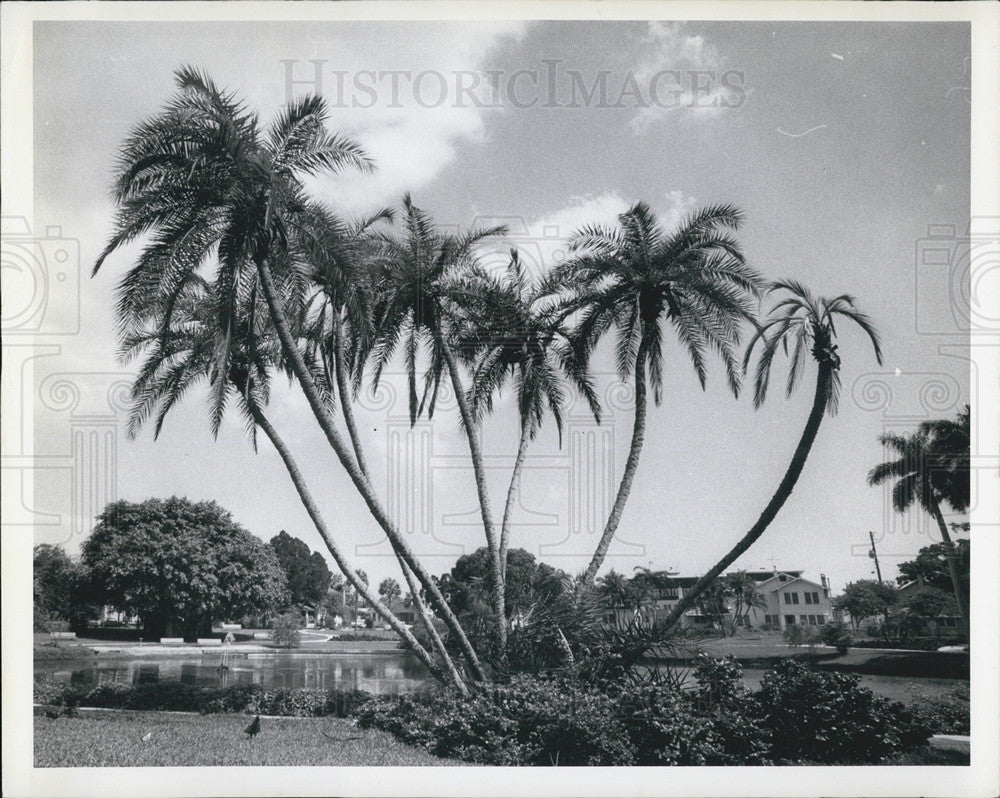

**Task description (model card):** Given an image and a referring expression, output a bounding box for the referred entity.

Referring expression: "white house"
[745,571,834,630]
[602,568,834,631]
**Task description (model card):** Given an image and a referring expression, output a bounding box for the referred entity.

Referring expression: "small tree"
[271,611,302,648]
[269,530,332,610]
[832,580,897,629]
[821,621,853,654]
[378,577,402,604]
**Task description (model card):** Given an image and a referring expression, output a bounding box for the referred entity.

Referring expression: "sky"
[22,19,973,595]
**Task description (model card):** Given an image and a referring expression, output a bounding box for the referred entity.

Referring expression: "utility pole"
[868,530,883,584]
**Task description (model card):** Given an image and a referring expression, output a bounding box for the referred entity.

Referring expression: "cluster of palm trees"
[97,68,891,691]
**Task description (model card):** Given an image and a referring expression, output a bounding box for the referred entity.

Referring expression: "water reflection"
[36,653,430,695]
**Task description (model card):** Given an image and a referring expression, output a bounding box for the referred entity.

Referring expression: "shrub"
[271,612,302,648]
[907,685,970,736]
[356,676,635,765]
[782,624,820,648]
[820,621,853,654]
[756,659,929,763]
[33,678,370,718]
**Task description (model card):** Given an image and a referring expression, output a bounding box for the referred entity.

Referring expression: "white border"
[2,2,998,797]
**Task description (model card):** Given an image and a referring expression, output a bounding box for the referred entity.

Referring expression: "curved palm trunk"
[440,341,507,651]
[329,312,459,668]
[332,313,370,479]
[499,415,532,582]
[929,501,968,620]
[255,258,485,681]
[251,405,466,693]
[662,363,834,630]
[582,336,650,585]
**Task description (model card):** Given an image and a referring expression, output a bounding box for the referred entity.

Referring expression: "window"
[791,592,799,604]
[784,593,791,604]
[811,591,820,604]
[817,616,826,625]
[800,615,808,625]
[785,615,796,625]
[779,574,787,582]
[804,592,812,605]
[808,615,817,625]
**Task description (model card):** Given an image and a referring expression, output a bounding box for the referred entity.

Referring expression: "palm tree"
[458,250,601,583]
[920,405,971,514]
[295,206,453,663]
[95,68,483,683]
[368,194,509,648]
[867,424,968,619]
[555,202,763,584]
[725,571,768,635]
[116,277,466,691]
[661,281,883,629]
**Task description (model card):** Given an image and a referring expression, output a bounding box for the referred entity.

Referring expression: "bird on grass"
[244,715,261,739]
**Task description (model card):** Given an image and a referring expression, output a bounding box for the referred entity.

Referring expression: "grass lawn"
[34,710,461,767]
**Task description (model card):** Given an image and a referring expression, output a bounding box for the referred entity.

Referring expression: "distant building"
[601,568,833,630]
[744,571,834,630]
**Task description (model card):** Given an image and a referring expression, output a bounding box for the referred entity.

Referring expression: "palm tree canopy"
[917,405,970,513]
[94,66,371,428]
[367,194,507,424]
[868,411,969,515]
[456,249,601,444]
[555,201,763,404]
[743,279,883,415]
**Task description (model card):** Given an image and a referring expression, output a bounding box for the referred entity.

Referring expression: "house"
[601,568,833,631]
[744,571,834,630]
[896,578,963,632]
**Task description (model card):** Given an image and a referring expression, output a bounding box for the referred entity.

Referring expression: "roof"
[758,574,826,592]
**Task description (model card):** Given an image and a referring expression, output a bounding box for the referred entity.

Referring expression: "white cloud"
[473,190,699,282]
[305,22,529,214]
[629,22,737,135]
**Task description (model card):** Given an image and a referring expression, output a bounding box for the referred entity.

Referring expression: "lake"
[35,653,432,695]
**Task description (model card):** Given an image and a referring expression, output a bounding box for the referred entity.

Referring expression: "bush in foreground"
[34,657,946,766]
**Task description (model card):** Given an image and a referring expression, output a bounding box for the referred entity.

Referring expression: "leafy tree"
[555,202,762,584]
[897,538,970,597]
[379,577,402,603]
[269,530,331,608]
[81,497,287,640]
[868,413,970,618]
[33,545,77,630]
[832,580,898,629]
[443,548,566,623]
[899,586,959,629]
[664,282,882,628]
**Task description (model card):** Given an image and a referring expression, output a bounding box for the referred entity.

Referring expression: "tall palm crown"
[298,205,392,397]
[660,281,883,630]
[94,66,371,369]
[867,421,968,618]
[368,194,506,424]
[559,201,763,402]
[459,250,601,442]
[744,279,883,412]
[557,201,762,585]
